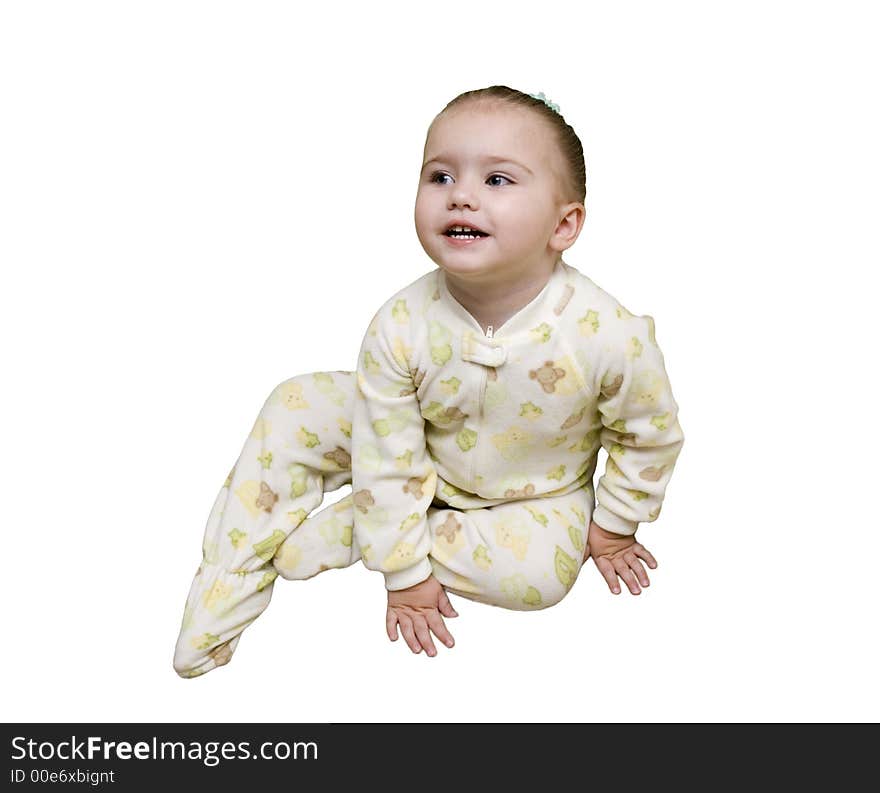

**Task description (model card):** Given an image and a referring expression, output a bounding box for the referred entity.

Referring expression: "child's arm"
[350,307,458,655]
[592,311,685,537]
[351,300,437,592]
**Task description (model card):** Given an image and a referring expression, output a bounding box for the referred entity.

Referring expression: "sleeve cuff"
[383,557,434,591]
[592,507,639,537]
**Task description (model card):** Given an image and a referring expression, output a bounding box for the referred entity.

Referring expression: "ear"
[550,202,586,252]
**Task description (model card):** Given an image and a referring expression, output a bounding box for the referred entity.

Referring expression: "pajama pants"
[173,372,595,678]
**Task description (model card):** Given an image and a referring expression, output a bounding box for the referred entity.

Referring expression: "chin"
[436,258,496,278]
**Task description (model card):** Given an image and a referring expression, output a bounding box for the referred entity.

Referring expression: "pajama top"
[351,257,685,590]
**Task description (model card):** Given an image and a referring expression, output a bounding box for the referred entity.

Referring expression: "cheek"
[414,192,438,227]
[498,207,543,239]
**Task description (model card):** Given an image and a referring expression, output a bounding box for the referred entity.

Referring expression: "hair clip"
[528,91,561,114]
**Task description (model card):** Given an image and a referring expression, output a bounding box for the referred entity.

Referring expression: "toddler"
[172,85,685,678]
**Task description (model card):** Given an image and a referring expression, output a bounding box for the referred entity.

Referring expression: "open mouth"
[443,225,490,239]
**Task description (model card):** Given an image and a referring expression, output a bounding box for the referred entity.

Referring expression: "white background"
[2,0,877,722]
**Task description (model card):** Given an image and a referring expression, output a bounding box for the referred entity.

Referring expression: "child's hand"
[386,574,458,656]
[586,519,657,595]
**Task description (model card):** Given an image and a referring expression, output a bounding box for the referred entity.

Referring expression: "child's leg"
[172,371,356,678]
[425,488,595,610]
[278,485,594,612]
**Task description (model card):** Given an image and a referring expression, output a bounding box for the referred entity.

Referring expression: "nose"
[448,178,479,211]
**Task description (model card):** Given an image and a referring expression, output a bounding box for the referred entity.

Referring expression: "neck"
[442,257,559,333]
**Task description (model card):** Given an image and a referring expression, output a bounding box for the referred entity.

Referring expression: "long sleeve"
[592,312,685,536]
[351,301,437,591]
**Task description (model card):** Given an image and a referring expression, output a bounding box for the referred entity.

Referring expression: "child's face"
[414,103,580,281]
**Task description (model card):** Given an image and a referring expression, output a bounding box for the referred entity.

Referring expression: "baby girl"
[172,85,685,678]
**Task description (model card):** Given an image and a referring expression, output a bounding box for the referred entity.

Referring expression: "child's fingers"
[595,557,622,594]
[633,543,658,569]
[438,589,460,618]
[397,614,421,654]
[386,609,399,642]
[625,554,651,587]
[413,617,437,657]
[612,557,642,595]
[426,611,455,649]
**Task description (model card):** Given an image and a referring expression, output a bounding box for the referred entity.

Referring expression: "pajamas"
[173,258,684,678]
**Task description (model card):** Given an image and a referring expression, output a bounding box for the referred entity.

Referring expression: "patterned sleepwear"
[173,258,685,678]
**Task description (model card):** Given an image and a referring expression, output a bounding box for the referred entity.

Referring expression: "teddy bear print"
[504,483,536,498]
[529,361,566,393]
[352,489,375,514]
[255,482,279,513]
[382,541,417,571]
[202,579,233,613]
[277,380,310,410]
[491,426,533,462]
[630,369,666,409]
[323,446,351,470]
[493,515,531,560]
[403,475,429,499]
[436,514,462,543]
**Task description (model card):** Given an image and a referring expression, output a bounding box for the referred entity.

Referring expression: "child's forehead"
[434,103,540,138]
[426,105,553,164]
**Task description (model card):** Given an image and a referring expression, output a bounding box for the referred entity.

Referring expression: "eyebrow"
[421,154,534,176]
